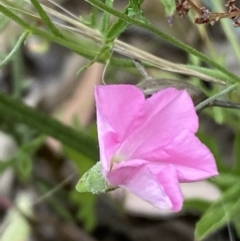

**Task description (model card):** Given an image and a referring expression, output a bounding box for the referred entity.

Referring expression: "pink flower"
[95,85,218,211]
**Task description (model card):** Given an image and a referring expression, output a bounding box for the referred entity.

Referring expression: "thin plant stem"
[195,84,239,111]
[0,31,30,69]
[84,0,240,84]
[30,0,64,38]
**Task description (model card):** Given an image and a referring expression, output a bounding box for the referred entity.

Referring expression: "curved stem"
[0,31,29,69]
[195,84,239,111]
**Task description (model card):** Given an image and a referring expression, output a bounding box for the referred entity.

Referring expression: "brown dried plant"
[176,0,240,27]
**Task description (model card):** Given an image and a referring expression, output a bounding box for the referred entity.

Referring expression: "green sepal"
[76,162,114,194]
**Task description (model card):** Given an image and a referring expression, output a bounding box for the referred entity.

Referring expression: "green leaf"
[70,191,97,231]
[63,146,94,174]
[0,31,29,69]
[85,0,240,83]
[195,181,240,240]
[197,131,229,173]
[101,0,114,36]
[16,151,32,182]
[0,159,14,174]
[76,162,112,194]
[157,0,176,16]
[232,214,240,238]
[0,91,98,160]
[15,135,45,181]
[65,135,99,230]
[30,0,64,38]
[183,199,212,213]
[21,135,46,153]
[210,173,240,191]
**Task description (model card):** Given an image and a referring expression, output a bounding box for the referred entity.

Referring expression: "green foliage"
[0,31,29,69]
[6,135,45,181]
[0,91,98,160]
[193,132,240,240]
[64,146,98,230]
[197,131,227,173]
[183,199,212,213]
[1,0,240,238]
[233,132,240,174]
[195,182,240,240]
[70,191,97,231]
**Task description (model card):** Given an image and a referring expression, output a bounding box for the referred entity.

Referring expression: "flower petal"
[141,129,217,181]
[95,85,145,141]
[107,160,179,210]
[95,85,145,171]
[163,129,218,181]
[116,88,198,160]
[156,165,183,211]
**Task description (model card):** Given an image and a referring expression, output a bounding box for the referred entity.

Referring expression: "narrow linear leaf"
[101,0,114,35]
[0,92,98,160]
[0,4,99,59]
[30,0,64,38]
[0,31,29,69]
[85,0,240,83]
[106,2,132,42]
[195,182,240,240]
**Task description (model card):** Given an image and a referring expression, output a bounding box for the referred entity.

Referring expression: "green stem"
[0,4,139,68]
[85,0,240,83]
[0,31,29,69]
[30,0,65,38]
[195,83,239,111]
[0,92,98,160]
[0,4,97,57]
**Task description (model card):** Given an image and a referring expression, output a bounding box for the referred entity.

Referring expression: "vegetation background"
[0,0,240,240]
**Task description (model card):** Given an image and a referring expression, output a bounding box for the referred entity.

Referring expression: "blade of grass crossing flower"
[30,0,64,38]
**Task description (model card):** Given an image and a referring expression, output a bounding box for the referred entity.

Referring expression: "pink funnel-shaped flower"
[95,85,218,211]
